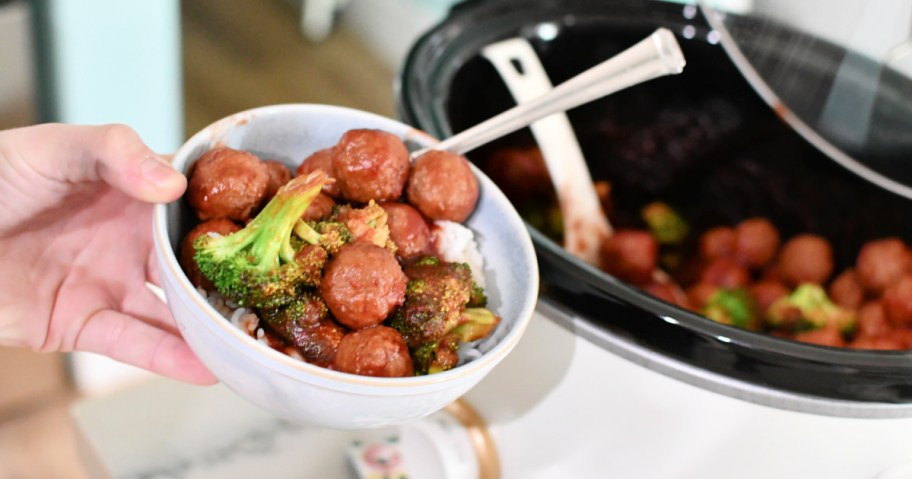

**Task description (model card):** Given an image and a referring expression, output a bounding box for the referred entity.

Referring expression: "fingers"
[4,123,186,204]
[75,310,217,385]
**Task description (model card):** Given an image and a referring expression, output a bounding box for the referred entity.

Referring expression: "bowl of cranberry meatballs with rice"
[152,104,538,429]
[397,0,912,414]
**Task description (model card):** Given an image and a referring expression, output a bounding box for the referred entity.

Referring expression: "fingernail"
[140,156,180,186]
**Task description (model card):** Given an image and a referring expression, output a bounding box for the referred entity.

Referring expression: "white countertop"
[73,308,912,479]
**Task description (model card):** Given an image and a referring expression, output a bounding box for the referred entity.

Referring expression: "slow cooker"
[396,0,912,418]
[395,1,912,475]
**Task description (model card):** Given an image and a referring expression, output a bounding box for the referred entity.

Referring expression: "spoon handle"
[430,28,686,156]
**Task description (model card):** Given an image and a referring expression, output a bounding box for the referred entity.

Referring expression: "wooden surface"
[182,0,395,138]
[0,1,394,477]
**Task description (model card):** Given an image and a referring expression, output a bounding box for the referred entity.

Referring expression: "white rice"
[430,221,511,366]
[431,220,486,288]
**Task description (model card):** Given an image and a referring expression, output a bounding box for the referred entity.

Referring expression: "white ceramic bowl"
[152,104,539,429]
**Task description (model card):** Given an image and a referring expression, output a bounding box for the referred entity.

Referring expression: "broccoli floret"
[702,288,758,330]
[389,257,475,348]
[389,257,497,375]
[641,201,689,245]
[194,170,329,308]
[767,283,856,333]
[294,219,352,254]
[411,307,501,375]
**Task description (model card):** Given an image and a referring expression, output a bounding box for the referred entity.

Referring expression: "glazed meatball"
[792,326,845,348]
[381,202,430,259]
[643,281,692,310]
[856,238,912,295]
[749,280,790,313]
[320,243,407,329]
[734,218,780,269]
[882,275,912,327]
[686,282,719,310]
[776,234,834,286]
[599,229,658,285]
[262,160,292,203]
[296,147,341,198]
[406,150,480,223]
[180,218,241,288]
[849,334,904,350]
[332,325,414,377]
[187,147,270,222]
[332,129,410,203]
[828,268,864,309]
[481,146,552,204]
[698,226,736,261]
[700,258,750,289]
[301,193,336,221]
[856,301,890,337]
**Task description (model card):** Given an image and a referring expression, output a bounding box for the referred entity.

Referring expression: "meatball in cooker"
[599,229,657,285]
[828,268,865,309]
[734,218,780,269]
[332,129,410,203]
[698,226,736,261]
[776,234,834,287]
[406,150,480,223]
[187,147,270,222]
[856,238,912,295]
[882,275,912,327]
[320,242,408,329]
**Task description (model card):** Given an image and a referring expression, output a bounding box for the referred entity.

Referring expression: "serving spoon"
[411,27,686,265]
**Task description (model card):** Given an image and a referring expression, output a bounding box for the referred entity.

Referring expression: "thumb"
[7,123,187,203]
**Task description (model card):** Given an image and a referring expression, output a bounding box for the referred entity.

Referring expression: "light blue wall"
[32,0,183,153]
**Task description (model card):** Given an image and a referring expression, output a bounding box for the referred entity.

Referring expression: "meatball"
[686,282,719,311]
[643,281,692,310]
[791,326,845,348]
[598,229,658,285]
[332,129,410,203]
[856,237,912,295]
[180,218,241,288]
[296,147,341,198]
[776,234,834,286]
[481,146,552,204]
[734,218,780,269]
[381,202,430,259]
[332,326,414,377]
[406,150,480,223]
[698,226,736,261]
[186,147,270,222]
[849,334,904,350]
[749,280,789,313]
[301,193,336,221]
[828,268,864,309]
[320,243,407,329]
[262,160,292,203]
[700,258,750,289]
[856,300,890,337]
[882,275,912,327]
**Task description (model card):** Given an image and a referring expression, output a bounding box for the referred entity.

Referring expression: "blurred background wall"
[0,0,459,403]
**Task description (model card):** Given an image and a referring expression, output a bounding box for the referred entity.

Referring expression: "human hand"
[0,123,215,385]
